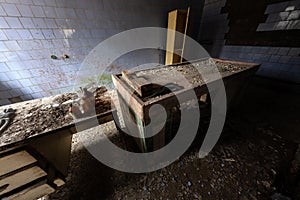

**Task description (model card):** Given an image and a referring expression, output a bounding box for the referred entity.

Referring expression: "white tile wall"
[1,3,21,16]
[17,5,34,17]
[0,0,190,105]
[0,17,9,28]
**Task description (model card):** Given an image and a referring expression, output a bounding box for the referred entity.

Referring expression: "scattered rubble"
[48,122,299,200]
[0,87,111,145]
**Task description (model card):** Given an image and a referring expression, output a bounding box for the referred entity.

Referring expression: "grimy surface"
[122,58,259,98]
[0,87,113,149]
[0,58,259,150]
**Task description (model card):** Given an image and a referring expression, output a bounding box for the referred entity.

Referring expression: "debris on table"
[68,87,109,119]
[0,86,112,146]
[0,108,15,134]
[121,58,257,99]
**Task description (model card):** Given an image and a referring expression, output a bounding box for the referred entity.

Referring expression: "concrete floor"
[49,75,300,200]
[236,76,300,144]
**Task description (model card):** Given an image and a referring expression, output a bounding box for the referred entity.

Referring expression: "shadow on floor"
[55,146,115,200]
[236,76,300,143]
[228,76,300,199]
[50,76,300,200]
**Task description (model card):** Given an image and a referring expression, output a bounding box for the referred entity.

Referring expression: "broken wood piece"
[121,70,161,97]
[53,178,65,187]
[224,158,236,162]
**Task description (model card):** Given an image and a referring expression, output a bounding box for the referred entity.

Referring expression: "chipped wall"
[199,0,300,83]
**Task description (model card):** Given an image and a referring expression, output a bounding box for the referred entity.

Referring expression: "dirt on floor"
[49,77,300,200]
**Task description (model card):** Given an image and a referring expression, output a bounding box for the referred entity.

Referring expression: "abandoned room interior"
[0,0,299,199]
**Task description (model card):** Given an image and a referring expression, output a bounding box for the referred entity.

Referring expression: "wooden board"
[0,151,37,177]
[165,9,188,65]
[54,178,65,187]
[3,184,55,200]
[165,9,178,65]
[122,69,186,98]
[0,166,47,196]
